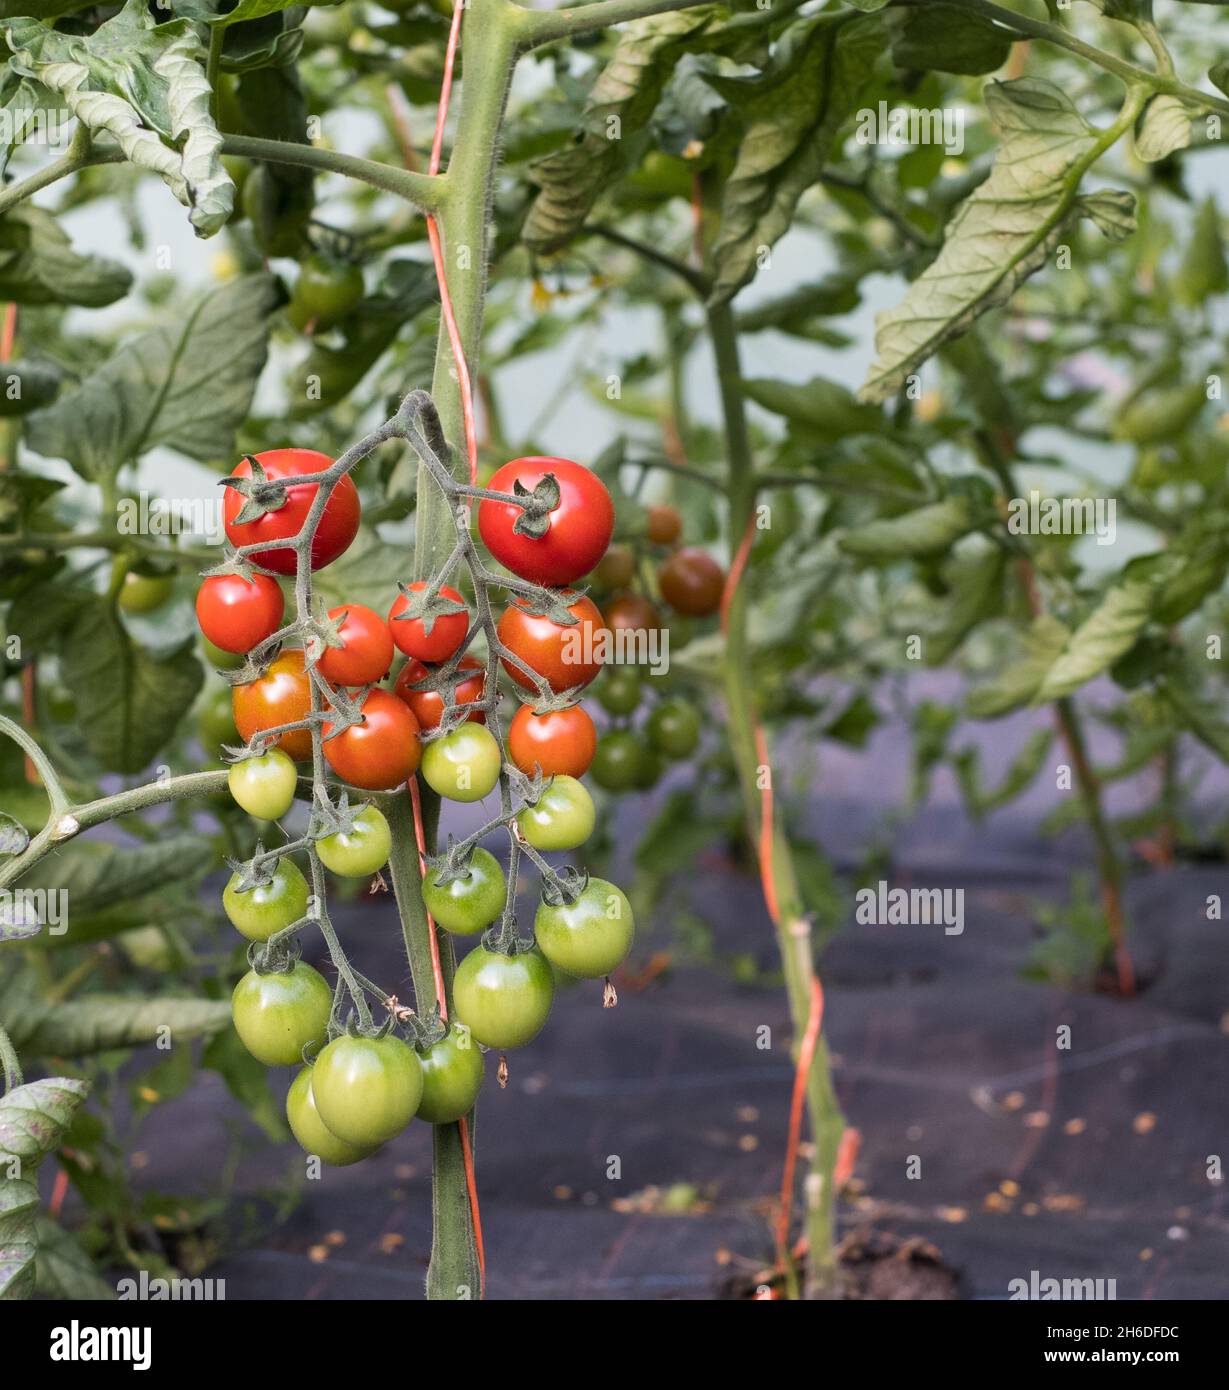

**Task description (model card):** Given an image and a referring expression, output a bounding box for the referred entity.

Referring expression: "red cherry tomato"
[317,604,393,687]
[195,573,284,654]
[507,703,597,779]
[658,547,725,617]
[497,592,605,693]
[323,688,421,789]
[387,582,469,663]
[233,649,313,761]
[393,656,486,729]
[223,449,360,575]
[478,457,614,586]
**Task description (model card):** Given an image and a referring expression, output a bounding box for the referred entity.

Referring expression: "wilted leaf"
[523,8,719,254]
[706,12,883,305]
[860,79,1136,402]
[26,273,275,480]
[7,0,233,237]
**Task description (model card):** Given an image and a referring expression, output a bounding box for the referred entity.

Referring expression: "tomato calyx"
[515,687,585,716]
[423,838,486,890]
[309,789,373,844]
[245,930,306,978]
[390,578,470,635]
[538,863,588,908]
[221,455,294,528]
[508,473,561,539]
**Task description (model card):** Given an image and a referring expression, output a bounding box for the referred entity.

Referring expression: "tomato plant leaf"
[32,1216,113,1300]
[706,12,883,306]
[838,495,983,558]
[743,375,883,440]
[0,206,132,308]
[522,7,719,255]
[953,726,1053,820]
[859,78,1135,403]
[0,981,232,1055]
[1134,94,1192,163]
[7,0,233,237]
[9,836,205,944]
[966,614,1069,719]
[890,4,1012,75]
[20,598,204,773]
[0,1076,89,1301]
[1033,558,1179,703]
[25,272,276,481]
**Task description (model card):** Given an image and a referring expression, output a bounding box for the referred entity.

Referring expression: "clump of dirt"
[727,1228,961,1300]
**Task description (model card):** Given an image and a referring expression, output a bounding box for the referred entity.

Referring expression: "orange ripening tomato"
[323,688,421,790]
[507,703,597,779]
[497,592,605,694]
[393,656,486,729]
[232,649,314,761]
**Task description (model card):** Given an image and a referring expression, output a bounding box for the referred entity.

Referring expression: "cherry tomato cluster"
[587,501,718,791]
[198,433,641,1167]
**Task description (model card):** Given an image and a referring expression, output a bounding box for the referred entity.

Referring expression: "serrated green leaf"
[25,273,275,480]
[966,614,1069,719]
[707,12,882,305]
[859,79,1135,403]
[838,496,981,558]
[1134,94,1191,163]
[7,0,233,237]
[523,7,719,255]
[925,546,1006,664]
[0,206,132,308]
[0,1076,89,1301]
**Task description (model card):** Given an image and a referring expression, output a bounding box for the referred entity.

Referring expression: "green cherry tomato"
[515,775,595,851]
[223,857,310,941]
[228,748,298,821]
[416,1023,484,1124]
[196,687,239,757]
[231,961,331,1066]
[453,945,555,1050]
[647,699,701,759]
[634,744,663,790]
[421,724,502,803]
[315,805,391,878]
[535,878,635,979]
[311,1034,423,1146]
[119,570,175,614]
[203,637,245,671]
[590,731,646,792]
[596,666,642,716]
[422,847,506,935]
[286,1066,378,1167]
[287,254,364,332]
